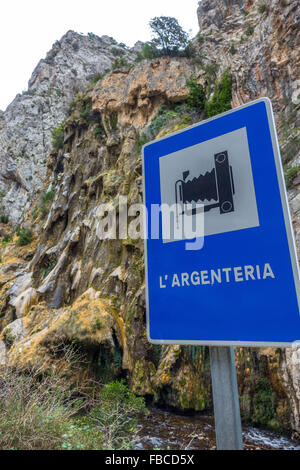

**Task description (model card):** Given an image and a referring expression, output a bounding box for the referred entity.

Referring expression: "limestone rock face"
[197,0,300,112]
[0,31,136,225]
[92,57,194,128]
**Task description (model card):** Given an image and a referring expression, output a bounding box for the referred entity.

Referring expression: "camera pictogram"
[175,151,235,223]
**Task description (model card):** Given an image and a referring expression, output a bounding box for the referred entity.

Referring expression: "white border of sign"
[142,98,300,348]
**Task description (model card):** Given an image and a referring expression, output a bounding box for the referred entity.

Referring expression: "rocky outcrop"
[197,0,300,111]
[0,31,136,225]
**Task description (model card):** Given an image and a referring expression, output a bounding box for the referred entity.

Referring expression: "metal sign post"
[210,346,243,450]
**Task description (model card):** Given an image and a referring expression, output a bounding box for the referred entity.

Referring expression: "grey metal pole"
[209,346,243,450]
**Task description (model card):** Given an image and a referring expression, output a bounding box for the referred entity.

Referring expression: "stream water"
[135,408,300,451]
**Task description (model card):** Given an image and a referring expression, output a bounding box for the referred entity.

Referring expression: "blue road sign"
[142,98,300,346]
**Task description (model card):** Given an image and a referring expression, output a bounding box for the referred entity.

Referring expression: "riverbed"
[135,409,300,451]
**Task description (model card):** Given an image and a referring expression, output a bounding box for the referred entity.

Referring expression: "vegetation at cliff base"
[245,25,254,36]
[0,362,147,450]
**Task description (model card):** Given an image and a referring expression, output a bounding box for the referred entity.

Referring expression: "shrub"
[205,72,232,118]
[109,113,118,132]
[136,133,149,153]
[0,215,9,224]
[0,347,86,451]
[0,368,77,450]
[245,25,254,36]
[2,233,12,244]
[229,44,236,55]
[258,3,268,14]
[40,255,57,279]
[89,380,147,450]
[184,41,197,59]
[51,123,65,150]
[80,99,92,121]
[68,95,99,125]
[0,350,147,450]
[91,72,103,84]
[111,57,131,70]
[93,125,105,138]
[17,228,33,246]
[203,63,219,79]
[42,190,54,204]
[111,47,125,57]
[186,75,206,112]
[252,378,277,427]
[135,43,160,62]
[149,16,189,56]
[149,106,178,137]
[196,33,205,44]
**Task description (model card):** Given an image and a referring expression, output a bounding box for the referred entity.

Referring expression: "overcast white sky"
[0,0,200,111]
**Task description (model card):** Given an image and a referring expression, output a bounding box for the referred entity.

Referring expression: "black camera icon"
[175,150,235,217]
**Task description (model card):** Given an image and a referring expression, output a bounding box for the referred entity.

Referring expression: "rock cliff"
[0,31,136,225]
[0,0,299,437]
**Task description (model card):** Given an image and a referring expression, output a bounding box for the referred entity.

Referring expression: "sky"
[0,0,200,111]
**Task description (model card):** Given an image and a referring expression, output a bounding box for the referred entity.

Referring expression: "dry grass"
[0,344,147,450]
[0,345,86,450]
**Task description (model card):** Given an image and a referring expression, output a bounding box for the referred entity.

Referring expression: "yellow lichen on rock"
[5,289,123,376]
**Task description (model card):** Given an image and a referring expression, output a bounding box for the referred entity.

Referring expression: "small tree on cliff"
[149,16,189,56]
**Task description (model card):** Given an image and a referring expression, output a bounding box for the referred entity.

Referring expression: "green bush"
[17,228,33,246]
[91,72,103,84]
[149,16,189,56]
[0,369,75,450]
[203,63,219,79]
[205,72,232,118]
[258,3,268,14]
[80,99,92,121]
[111,47,125,57]
[252,378,277,427]
[111,57,131,70]
[149,106,178,136]
[0,215,9,224]
[196,33,205,44]
[51,123,65,150]
[40,255,57,279]
[245,25,254,36]
[186,75,206,112]
[0,362,148,450]
[90,380,147,450]
[229,44,236,55]
[2,233,12,244]
[135,43,160,62]
[136,133,149,153]
[93,125,105,138]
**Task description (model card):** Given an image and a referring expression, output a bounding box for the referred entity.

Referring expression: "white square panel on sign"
[159,127,260,242]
